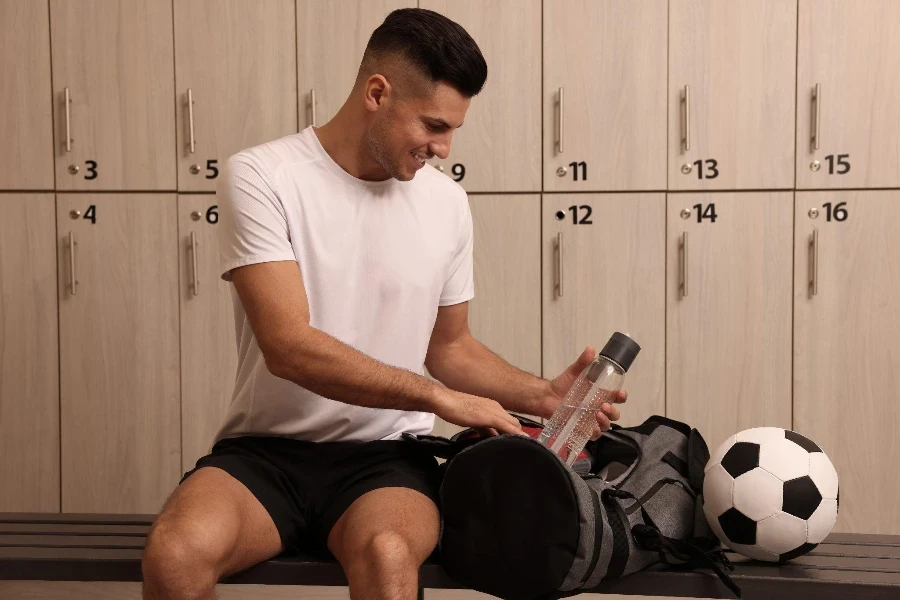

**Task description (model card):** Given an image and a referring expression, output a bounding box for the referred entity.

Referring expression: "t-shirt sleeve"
[216,155,297,282]
[439,196,475,306]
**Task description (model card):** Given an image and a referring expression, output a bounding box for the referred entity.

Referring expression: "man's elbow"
[259,328,309,382]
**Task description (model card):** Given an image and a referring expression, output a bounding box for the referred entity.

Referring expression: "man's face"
[367,81,470,182]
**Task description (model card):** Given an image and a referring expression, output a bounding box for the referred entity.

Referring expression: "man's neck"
[314,110,392,182]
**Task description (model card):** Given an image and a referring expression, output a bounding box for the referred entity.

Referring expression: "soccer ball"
[702,427,839,562]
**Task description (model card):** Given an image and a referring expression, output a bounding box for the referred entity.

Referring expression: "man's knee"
[141,518,221,599]
[348,530,420,576]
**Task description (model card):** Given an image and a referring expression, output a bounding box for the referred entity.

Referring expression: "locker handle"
[187,89,196,154]
[810,229,818,297]
[190,231,200,296]
[682,85,690,153]
[67,231,78,296]
[680,231,688,298]
[812,83,821,151]
[556,231,564,297]
[310,89,317,126]
[557,87,564,154]
[64,87,72,153]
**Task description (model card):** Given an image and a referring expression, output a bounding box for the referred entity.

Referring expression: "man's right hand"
[430,387,525,436]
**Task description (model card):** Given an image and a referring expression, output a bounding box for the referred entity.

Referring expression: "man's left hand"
[537,346,628,440]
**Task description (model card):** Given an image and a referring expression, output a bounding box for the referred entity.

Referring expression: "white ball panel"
[807,499,838,544]
[808,452,839,499]
[703,463,736,518]
[706,434,737,474]
[727,541,779,562]
[756,512,809,555]
[758,438,810,481]
[735,427,786,445]
[733,468,783,521]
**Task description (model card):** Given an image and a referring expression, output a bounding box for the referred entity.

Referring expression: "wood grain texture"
[0,1,54,189]
[666,192,793,452]
[794,191,900,534]
[57,194,180,513]
[419,0,542,192]
[543,0,667,192]
[178,195,238,472]
[50,0,175,190]
[297,0,414,129]
[796,0,900,188]
[0,194,59,511]
[174,0,298,191]
[542,194,666,428]
[668,0,797,190]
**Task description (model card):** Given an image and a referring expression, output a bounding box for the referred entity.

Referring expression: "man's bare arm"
[229,260,523,434]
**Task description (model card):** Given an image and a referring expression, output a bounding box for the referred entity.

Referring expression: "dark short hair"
[363,8,487,97]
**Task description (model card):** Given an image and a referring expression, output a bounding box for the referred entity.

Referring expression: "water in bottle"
[538,332,640,466]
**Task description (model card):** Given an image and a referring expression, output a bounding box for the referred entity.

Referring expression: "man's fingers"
[601,402,621,422]
[495,413,525,436]
[595,410,611,432]
[612,389,628,404]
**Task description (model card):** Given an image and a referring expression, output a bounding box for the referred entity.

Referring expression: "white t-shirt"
[213,126,474,444]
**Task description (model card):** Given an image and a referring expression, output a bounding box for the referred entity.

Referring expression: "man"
[142,8,626,600]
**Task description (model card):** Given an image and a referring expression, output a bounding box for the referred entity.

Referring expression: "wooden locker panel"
[542,194,666,428]
[0,194,59,512]
[174,0,298,192]
[430,194,541,439]
[666,192,792,452]
[796,0,900,189]
[50,0,175,191]
[418,0,542,192]
[58,194,180,513]
[178,195,238,472]
[0,1,54,190]
[794,191,900,534]
[297,0,415,130]
[668,0,796,190]
[543,0,667,192]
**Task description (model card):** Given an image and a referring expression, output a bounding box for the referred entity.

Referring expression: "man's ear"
[363,74,390,112]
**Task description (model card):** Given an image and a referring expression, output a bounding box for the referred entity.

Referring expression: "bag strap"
[603,487,742,599]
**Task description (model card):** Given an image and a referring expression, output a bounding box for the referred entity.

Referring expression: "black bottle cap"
[599,332,641,372]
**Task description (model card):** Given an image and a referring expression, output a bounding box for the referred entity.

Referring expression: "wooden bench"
[1,513,898,599]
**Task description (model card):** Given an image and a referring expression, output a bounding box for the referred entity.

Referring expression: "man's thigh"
[326,487,440,566]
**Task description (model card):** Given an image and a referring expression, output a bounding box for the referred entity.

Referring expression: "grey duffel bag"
[406,415,741,599]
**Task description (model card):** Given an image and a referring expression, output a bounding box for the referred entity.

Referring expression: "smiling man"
[141,8,625,600]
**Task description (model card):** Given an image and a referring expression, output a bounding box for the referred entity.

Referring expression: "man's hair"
[361,8,487,97]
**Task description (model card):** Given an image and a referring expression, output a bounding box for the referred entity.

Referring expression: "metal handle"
[680,231,688,298]
[187,88,196,154]
[64,87,72,152]
[310,89,317,126]
[810,229,818,296]
[556,231,564,297]
[189,231,200,296]
[812,83,821,151]
[68,231,77,296]
[557,87,564,154]
[682,85,691,152]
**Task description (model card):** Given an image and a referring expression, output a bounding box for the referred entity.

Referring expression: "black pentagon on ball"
[779,542,818,563]
[783,476,823,520]
[719,507,757,545]
[721,442,760,478]
[785,430,822,453]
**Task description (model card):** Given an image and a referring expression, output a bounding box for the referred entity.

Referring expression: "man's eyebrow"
[427,117,463,129]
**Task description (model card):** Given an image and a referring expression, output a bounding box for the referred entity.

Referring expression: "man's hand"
[431,387,526,436]
[537,346,628,439]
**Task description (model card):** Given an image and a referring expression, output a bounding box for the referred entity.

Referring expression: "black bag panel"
[439,435,580,600]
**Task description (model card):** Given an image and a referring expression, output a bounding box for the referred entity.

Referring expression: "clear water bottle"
[538,332,641,466]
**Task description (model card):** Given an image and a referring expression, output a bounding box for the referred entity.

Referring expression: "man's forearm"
[427,333,552,418]
[267,325,440,413]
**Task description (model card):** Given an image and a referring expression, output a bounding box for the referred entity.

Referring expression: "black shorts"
[180,435,441,554]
